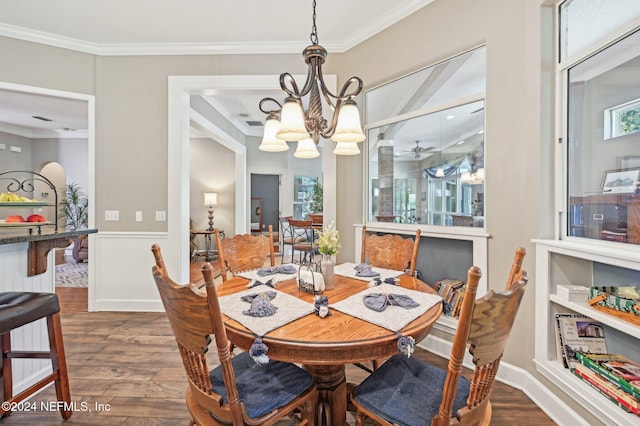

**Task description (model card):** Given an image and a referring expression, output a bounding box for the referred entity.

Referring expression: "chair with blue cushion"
[350,247,528,426]
[151,244,317,425]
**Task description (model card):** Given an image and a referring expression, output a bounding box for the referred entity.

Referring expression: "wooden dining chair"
[279,216,295,264]
[151,244,317,426]
[361,225,421,275]
[350,247,528,426]
[215,226,275,282]
[288,219,318,266]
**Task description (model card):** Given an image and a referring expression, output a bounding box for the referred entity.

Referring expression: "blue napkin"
[257,266,280,276]
[257,264,297,276]
[277,264,297,274]
[241,291,278,317]
[356,265,380,278]
[247,279,275,289]
[362,293,419,312]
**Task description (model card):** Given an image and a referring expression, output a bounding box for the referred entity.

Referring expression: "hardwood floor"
[0,264,557,425]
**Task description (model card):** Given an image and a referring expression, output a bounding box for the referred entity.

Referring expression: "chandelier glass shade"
[294,138,320,159]
[258,0,365,157]
[259,112,289,152]
[333,142,360,155]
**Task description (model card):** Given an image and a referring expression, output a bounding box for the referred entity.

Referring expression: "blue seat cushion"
[353,354,471,426]
[210,351,314,419]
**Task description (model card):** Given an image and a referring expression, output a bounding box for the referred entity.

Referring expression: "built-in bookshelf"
[534,239,640,426]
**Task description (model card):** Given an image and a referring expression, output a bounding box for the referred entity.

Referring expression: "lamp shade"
[259,115,289,152]
[331,99,365,143]
[333,142,360,155]
[203,192,218,206]
[276,97,308,141]
[293,138,320,159]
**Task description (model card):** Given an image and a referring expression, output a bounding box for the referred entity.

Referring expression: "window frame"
[362,45,488,236]
[556,2,640,247]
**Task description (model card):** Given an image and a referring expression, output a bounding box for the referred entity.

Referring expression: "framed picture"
[600,168,640,194]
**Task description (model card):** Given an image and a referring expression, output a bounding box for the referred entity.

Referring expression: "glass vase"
[320,254,335,290]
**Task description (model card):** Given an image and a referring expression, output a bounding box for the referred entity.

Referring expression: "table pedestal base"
[304,364,347,426]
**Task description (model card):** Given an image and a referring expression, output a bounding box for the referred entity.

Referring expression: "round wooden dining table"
[216,271,442,426]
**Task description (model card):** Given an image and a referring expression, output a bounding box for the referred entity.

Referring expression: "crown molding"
[0,23,341,56]
[0,122,88,139]
[0,0,434,56]
[0,122,32,138]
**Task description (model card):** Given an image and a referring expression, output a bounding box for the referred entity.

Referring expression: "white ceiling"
[0,0,434,137]
[0,0,434,55]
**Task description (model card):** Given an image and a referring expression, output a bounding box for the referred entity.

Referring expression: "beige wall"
[190,137,236,239]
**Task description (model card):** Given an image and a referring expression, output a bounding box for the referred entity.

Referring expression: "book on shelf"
[573,363,640,415]
[576,352,640,400]
[434,278,465,317]
[554,313,607,369]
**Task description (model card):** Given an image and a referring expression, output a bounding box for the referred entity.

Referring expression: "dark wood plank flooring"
[0,263,556,425]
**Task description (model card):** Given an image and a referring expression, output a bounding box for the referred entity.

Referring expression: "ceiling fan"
[401,140,436,159]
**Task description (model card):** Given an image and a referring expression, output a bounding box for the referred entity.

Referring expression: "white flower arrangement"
[316,220,340,256]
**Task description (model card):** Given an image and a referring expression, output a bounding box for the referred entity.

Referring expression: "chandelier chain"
[310,0,318,45]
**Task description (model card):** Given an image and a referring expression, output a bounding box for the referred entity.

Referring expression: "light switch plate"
[136,211,143,222]
[155,211,166,221]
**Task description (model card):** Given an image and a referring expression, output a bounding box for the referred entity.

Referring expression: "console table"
[190,229,224,262]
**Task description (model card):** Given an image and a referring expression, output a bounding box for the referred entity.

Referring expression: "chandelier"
[258,0,365,159]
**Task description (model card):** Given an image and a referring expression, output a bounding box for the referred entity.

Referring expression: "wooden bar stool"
[0,292,72,419]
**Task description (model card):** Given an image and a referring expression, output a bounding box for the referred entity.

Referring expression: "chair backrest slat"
[433,247,528,426]
[151,244,246,424]
[216,225,274,282]
[361,225,421,275]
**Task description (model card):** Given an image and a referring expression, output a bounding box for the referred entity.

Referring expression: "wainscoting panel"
[90,232,169,312]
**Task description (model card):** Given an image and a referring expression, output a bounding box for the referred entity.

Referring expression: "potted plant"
[309,183,323,213]
[59,183,88,230]
[59,183,89,262]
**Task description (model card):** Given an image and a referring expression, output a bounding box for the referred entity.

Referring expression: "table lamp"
[203,192,218,231]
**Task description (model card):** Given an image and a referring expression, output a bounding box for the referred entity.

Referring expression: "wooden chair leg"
[47,313,72,419]
[1,332,13,417]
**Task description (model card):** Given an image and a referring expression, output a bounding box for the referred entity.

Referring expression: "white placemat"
[218,286,315,336]
[334,262,404,282]
[331,283,443,331]
[236,264,300,285]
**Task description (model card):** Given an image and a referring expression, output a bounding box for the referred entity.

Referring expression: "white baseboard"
[91,299,164,312]
[419,335,589,426]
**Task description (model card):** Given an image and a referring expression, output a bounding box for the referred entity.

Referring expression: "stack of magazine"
[574,353,640,416]
[555,313,640,415]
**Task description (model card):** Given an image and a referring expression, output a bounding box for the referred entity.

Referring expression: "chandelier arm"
[258,97,282,114]
[297,56,321,98]
[320,100,343,138]
[279,73,303,98]
[337,76,364,99]
[316,66,363,101]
